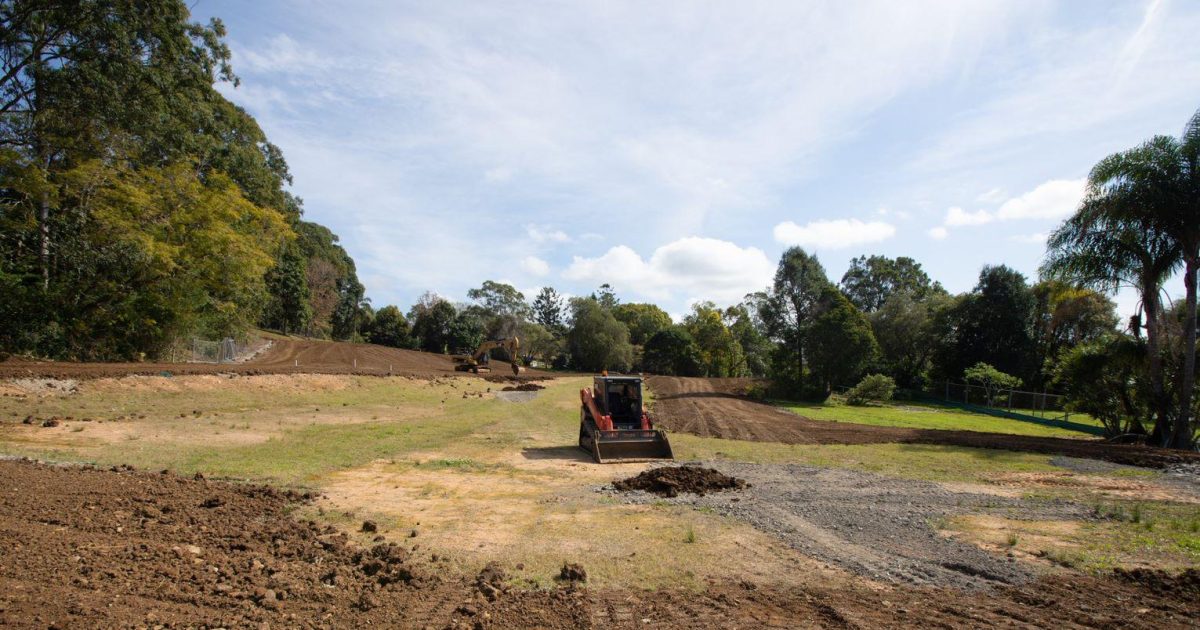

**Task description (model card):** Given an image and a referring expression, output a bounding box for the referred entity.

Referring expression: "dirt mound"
[1113,568,1200,597]
[1,459,1197,628]
[0,338,540,381]
[501,383,545,392]
[613,465,748,497]
[646,376,1200,469]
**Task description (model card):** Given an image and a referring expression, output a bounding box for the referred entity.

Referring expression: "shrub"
[846,374,896,406]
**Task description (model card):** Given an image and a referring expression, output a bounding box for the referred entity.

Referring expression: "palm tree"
[1043,205,1179,438]
[1065,107,1199,448]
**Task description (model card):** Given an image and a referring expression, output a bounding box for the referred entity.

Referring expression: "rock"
[361,520,377,533]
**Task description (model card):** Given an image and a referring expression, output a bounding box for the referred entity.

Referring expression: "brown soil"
[613,465,749,497]
[501,383,545,392]
[1,459,1196,628]
[647,376,1200,469]
[0,338,537,381]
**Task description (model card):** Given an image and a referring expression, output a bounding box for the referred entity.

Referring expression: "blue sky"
[194,0,1200,320]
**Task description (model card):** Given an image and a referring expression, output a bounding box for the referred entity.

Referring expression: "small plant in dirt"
[1006,533,1019,547]
[684,526,697,544]
[846,374,896,406]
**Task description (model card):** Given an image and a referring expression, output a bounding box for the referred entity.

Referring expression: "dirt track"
[0,338,533,380]
[647,376,1200,469]
[2,459,1196,629]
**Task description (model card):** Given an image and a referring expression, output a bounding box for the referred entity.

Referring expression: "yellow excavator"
[453,337,521,376]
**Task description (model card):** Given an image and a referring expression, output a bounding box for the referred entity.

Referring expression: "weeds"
[684,526,697,544]
[1006,533,1019,547]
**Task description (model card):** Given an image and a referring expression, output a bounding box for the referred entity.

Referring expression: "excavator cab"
[578,375,673,463]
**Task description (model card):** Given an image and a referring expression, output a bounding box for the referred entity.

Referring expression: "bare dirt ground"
[647,376,1200,469]
[0,337,535,380]
[2,458,1197,629]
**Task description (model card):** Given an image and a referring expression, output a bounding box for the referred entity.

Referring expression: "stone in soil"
[612,465,748,498]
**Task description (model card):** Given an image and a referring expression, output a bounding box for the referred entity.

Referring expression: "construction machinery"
[578,374,673,463]
[453,337,521,376]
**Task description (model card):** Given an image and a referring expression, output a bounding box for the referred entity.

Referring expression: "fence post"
[1007,390,1013,411]
[945,381,949,401]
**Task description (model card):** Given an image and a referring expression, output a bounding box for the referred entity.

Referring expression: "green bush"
[846,374,896,406]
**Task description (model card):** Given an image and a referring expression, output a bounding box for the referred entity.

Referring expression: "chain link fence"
[923,380,1105,436]
[185,337,268,364]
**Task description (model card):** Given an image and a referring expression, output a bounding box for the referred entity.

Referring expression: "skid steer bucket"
[588,429,673,464]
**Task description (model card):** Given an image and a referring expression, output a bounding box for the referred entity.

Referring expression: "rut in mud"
[2,458,1197,629]
[646,376,1200,469]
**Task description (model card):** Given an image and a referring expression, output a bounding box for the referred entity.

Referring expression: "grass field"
[1,372,1196,584]
[778,398,1105,439]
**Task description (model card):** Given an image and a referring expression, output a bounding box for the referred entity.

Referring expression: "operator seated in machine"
[609,384,641,428]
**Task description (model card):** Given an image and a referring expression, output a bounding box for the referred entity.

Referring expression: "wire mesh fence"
[187,337,262,364]
[932,381,1068,419]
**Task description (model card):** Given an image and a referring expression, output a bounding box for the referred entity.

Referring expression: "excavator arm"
[458,337,522,376]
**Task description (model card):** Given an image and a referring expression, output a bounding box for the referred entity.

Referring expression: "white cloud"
[1010,232,1048,244]
[562,237,774,304]
[944,206,994,226]
[235,34,327,74]
[520,255,550,276]
[928,226,948,240]
[994,178,1086,221]
[976,188,1007,204]
[772,219,896,249]
[525,224,571,243]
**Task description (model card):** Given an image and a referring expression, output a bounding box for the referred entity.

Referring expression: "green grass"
[0,375,592,485]
[1047,500,1200,571]
[777,398,1104,438]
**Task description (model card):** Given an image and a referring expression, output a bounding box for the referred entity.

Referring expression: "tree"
[846,374,896,406]
[517,320,559,365]
[1059,108,1200,448]
[411,299,457,353]
[567,297,632,372]
[468,280,529,319]
[805,286,879,396]
[683,301,743,377]
[1043,149,1186,446]
[448,309,484,353]
[612,303,673,346]
[964,362,1022,406]
[759,247,833,396]
[1031,281,1118,386]
[531,286,566,333]
[725,303,772,377]
[261,244,312,335]
[368,305,410,348]
[840,255,941,312]
[1053,335,1150,438]
[869,291,951,389]
[643,327,702,376]
[933,265,1037,384]
[592,283,619,310]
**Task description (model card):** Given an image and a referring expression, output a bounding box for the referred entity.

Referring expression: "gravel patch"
[494,391,539,403]
[604,461,1092,590]
[1049,456,1147,475]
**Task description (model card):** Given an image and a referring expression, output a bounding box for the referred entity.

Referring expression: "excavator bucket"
[587,429,673,464]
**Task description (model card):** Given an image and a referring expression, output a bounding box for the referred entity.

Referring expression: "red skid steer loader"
[578,374,673,463]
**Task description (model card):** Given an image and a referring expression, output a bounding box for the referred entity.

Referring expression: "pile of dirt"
[1114,568,1200,596]
[1,459,1197,628]
[501,383,545,392]
[646,376,1200,469]
[613,465,748,498]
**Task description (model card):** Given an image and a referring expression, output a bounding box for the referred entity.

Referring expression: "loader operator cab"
[606,382,642,429]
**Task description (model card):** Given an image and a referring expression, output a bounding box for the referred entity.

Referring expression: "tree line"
[0,1,370,359]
